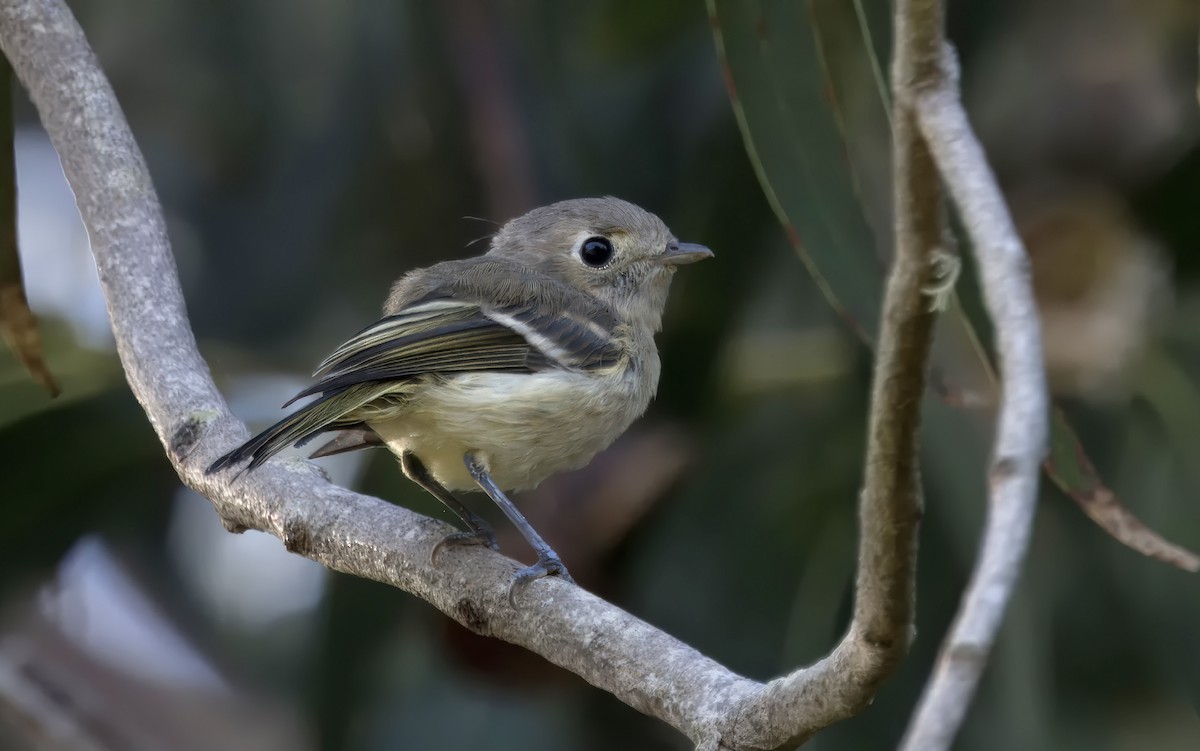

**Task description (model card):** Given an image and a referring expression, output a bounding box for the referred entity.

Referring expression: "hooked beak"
[661,241,714,266]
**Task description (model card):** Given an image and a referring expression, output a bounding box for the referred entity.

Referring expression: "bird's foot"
[508,553,575,607]
[430,528,499,566]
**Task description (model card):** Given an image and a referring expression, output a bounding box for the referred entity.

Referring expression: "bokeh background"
[3,0,1200,749]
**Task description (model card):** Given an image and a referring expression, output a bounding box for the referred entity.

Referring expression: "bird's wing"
[208,292,624,473]
[288,295,622,403]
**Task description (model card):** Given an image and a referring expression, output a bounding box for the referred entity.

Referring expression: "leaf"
[708,0,1198,570]
[0,54,58,397]
[1046,409,1199,571]
[0,319,120,428]
[709,0,884,343]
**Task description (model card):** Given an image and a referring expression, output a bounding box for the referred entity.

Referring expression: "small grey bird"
[209,197,711,599]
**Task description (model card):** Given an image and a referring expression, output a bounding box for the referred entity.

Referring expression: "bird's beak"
[661,241,714,266]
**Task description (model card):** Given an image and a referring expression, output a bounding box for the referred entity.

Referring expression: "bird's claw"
[430,528,499,565]
[508,555,575,608]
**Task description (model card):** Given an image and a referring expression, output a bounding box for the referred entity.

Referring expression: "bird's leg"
[464,452,575,602]
[400,452,498,562]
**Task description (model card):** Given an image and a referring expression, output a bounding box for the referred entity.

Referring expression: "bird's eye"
[579,236,614,267]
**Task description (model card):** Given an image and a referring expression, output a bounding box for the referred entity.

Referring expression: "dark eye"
[579,236,614,267]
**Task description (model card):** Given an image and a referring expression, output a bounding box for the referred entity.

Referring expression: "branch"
[728,0,949,741]
[898,37,1049,751]
[0,0,935,748]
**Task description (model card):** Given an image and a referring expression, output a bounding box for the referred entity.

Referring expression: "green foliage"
[710,0,1198,573]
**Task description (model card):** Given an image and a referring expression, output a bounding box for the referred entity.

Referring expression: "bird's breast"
[369,359,658,493]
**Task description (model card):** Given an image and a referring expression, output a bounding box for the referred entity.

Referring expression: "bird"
[208,197,712,601]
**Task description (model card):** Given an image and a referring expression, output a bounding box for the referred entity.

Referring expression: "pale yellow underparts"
[369,357,659,492]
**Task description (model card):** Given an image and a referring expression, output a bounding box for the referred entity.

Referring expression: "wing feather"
[294,296,623,403]
[208,284,624,473]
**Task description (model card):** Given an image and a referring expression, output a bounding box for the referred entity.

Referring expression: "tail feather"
[207,384,393,474]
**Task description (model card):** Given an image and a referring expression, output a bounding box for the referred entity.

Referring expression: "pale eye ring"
[579,236,614,267]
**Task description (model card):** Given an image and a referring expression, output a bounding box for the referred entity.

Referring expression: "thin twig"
[0,1,938,749]
[899,43,1049,751]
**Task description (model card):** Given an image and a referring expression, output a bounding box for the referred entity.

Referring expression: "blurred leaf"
[707,0,1198,570]
[1046,412,1198,571]
[0,320,121,428]
[0,56,58,397]
[708,0,884,342]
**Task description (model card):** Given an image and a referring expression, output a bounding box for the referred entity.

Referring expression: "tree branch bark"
[898,37,1049,751]
[0,0,942,748]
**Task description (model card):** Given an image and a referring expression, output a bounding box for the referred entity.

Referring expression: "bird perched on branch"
[208,197,712,602]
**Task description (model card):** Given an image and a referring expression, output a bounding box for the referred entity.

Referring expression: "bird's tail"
[207,383,394,474]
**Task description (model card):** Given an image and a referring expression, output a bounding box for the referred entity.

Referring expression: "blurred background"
[2,0,1200,748]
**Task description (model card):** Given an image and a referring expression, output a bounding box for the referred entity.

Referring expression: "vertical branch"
[725,2,946,748]
[897,23,1049,751]
[853,0,944,651]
